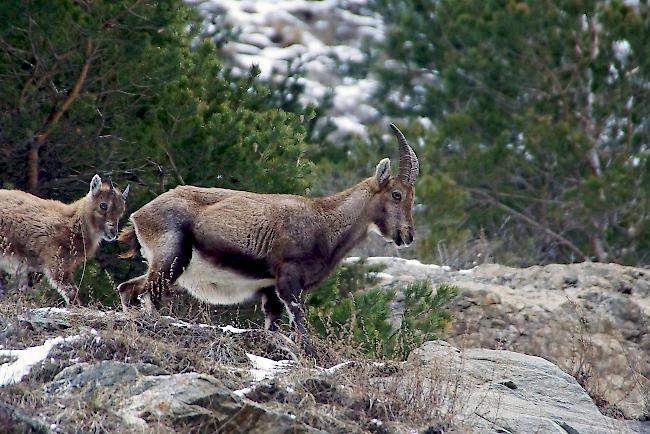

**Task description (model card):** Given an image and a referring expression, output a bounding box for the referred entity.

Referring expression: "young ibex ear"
[122,184,130,201]
[375,158,391,187]
[90,174,102,197]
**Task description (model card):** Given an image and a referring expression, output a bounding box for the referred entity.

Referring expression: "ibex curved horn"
[390,123,419,186]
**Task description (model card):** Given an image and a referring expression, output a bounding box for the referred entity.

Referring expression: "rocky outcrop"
[350,257,650,420]
[188,0,386,139]
[404,341,632,433]
[1,259,649,432]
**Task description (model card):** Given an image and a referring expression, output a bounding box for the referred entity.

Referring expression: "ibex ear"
[90,174,102,197]
[375,158,391,187]
[122,184,130,201]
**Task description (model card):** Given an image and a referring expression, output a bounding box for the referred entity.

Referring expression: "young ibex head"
[369,123,420,247]
[87,174,129,241]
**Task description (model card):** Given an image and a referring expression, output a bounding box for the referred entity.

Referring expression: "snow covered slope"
[187,0,385,138]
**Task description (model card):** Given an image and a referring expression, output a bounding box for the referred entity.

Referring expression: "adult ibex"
[0,175,129,303]
[118,124,419,332]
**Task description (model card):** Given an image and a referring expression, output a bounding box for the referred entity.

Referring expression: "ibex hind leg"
[118,231,192,313]
[142,232,193,310]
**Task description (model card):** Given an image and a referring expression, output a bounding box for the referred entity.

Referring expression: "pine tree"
[0,0,313,302]
[371,0,650,265]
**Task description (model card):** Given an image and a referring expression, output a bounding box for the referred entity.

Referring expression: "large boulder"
[402,340,639,433]
[352,257,650,419]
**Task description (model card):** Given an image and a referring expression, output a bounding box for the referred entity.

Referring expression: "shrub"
[307,261,459,360]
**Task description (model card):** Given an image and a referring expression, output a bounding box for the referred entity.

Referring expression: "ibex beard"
[118,123,419,333]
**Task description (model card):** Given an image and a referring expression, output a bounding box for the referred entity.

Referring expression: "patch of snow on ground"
[612,39,632,66]
[219,325,251,334]
[246,353,294,382]
[318,360,354,375]
[31,307,69,315]
[234,353,295,396]
[0,335,83,386]
[458,266,477,275]
[166,317,251,333]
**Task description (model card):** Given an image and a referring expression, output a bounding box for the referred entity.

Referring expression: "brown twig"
[468,187,587,260]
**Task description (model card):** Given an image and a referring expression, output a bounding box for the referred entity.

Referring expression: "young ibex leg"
[44,268,79,305]
[259,286,284,331]
[16,272,35,292]
[276,264,307,334]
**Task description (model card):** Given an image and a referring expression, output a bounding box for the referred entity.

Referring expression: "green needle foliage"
[0,0,313,302]
[307,261,459,360]
[369,0,650,266]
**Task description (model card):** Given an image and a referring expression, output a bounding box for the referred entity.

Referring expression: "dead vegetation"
[0,294,467,433]
[563,296,649,421]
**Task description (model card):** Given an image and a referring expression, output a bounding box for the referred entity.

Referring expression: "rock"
[405,341,637,434]
[17,309,71,332]
[0,402,55,434]
[116,372,320,433]
[2,285,648,433]
[362,257,650,419]
[192,0,386,140]
[46,361,166,397]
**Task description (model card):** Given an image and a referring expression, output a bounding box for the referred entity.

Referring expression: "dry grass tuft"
[0,294,469,432]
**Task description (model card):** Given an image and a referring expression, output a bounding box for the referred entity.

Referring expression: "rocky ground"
[0,307,641,433]
[0,258,650,433]
[350,257,650,423]
[1,258,649,433]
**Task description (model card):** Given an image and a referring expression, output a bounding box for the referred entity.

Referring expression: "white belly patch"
[176,250,275,305]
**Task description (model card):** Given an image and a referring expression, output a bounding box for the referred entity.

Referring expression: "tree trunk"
[26,141,40,193]
[26,38,93,194]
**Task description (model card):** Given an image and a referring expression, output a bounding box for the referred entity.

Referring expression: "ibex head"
[87,174,129,241]
[369,123,420,247]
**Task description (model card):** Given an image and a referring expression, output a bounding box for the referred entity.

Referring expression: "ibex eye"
[100,202,108,210]
[392,191,402,201]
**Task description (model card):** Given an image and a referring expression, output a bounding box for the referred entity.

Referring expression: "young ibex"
[118,124,419,332]
[0,175,129,303]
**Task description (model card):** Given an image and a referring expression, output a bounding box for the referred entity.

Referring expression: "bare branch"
[27,38,95,192]
[468,187,587,260]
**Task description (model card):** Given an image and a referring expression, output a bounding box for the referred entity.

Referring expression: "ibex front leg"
[44,267,79,305]
[259,286,284,331]
[276,263,307,334]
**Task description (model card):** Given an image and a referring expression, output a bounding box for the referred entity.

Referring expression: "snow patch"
[166,316,253,334]
[31,307,69,315]
[233,353,295,397]
[458,266,478,275]
[612,39,632,66]
[219,325,251,334]
[246,353,294,382]
[318,360,354,375]
[0,335,83,386]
